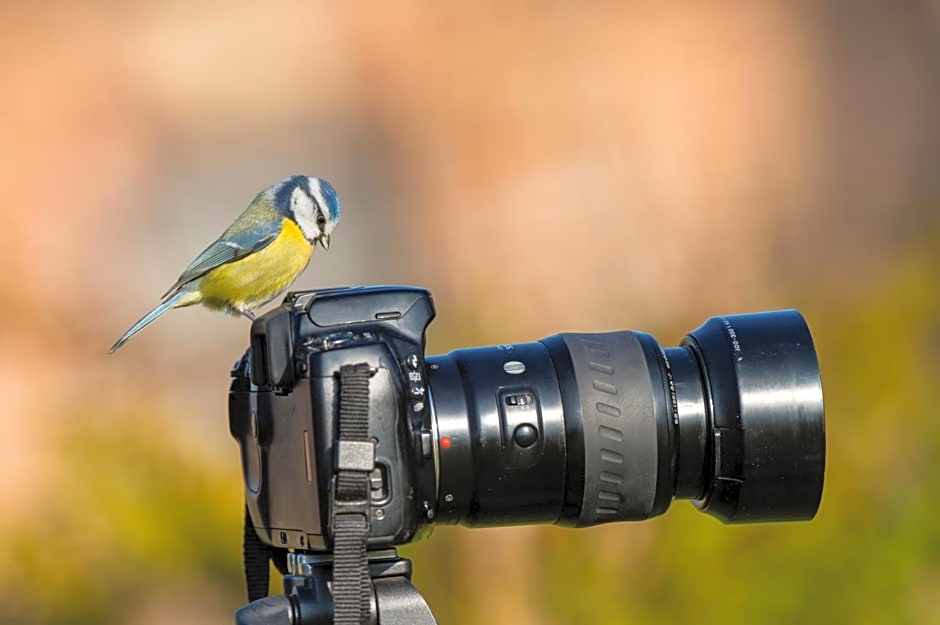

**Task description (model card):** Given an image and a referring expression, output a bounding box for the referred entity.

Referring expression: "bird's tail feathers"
[108,289,198,354]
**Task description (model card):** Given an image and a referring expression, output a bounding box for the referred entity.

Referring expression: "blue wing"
[161,219,282,298]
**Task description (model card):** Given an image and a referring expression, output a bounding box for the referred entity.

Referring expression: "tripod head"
[236,550,437,625]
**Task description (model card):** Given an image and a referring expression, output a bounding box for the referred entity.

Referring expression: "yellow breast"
[197,218,314,313]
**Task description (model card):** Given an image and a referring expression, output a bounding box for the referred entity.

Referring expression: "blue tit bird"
[109,175,340,353]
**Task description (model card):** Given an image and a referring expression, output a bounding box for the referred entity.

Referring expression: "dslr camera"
[229,285,825,625]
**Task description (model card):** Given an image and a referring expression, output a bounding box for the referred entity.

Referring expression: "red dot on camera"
[441,437,452,449]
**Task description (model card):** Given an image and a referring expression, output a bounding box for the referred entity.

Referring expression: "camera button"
[513,423,539,448]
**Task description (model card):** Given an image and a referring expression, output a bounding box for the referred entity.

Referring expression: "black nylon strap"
[333,513,371,624]
[338,364,371,440]
[332,363,374,625]
[243,504,271,602]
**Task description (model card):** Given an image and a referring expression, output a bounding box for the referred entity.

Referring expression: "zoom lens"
[427,310,825,527]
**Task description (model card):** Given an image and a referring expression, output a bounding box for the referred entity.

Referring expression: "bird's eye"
[317,214,326,229]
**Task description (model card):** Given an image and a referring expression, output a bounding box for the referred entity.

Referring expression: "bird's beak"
[317,234,330,250]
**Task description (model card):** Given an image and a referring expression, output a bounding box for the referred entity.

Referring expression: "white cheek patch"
[309,181,332,233]
[291,187,318,240]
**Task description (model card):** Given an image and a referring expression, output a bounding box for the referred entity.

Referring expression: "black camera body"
[231,285,826,555]
[230,286,438,551]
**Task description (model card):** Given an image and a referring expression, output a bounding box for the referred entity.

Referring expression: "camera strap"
[243,504,272,602]
[332,363,375,625]
[243,504,289,602]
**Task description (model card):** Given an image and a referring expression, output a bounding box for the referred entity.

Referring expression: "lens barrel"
[427,310,825,527]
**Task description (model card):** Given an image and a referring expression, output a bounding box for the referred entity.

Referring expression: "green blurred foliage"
[404,226,940,625]
[2,227,938,624]
[0,418,244,625]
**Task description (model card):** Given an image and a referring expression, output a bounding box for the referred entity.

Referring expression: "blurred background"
[1,2,939,624]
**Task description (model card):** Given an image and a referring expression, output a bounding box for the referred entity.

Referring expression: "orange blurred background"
[1,3,938,624]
